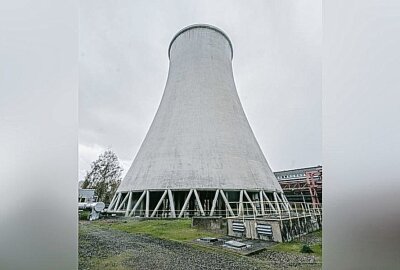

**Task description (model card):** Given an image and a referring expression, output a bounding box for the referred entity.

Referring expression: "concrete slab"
[198,237,218,243]
[224,240,247,249]
[192,236,277,256]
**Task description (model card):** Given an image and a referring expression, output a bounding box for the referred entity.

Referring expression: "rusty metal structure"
[274,166,322,206]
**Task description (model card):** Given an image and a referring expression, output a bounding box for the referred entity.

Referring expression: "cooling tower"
[108,24,288,218]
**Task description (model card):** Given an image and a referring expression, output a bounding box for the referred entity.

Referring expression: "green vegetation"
[271,242,322,257]
[82,150,123,204]
[312,230,322,238]
[311,243,322,255]
[102,219,222,242]
[270,230,322,257]
[79,210,90,220]
[85,251,132,270]
[80,221,323,269]
[301,245,314,253]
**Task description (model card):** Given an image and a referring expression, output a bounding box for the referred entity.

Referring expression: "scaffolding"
[278,169,322,206]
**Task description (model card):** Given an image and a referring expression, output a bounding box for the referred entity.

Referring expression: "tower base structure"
[106,189,292,218]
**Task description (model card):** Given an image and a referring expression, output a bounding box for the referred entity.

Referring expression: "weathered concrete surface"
[192,216,227,234]
[118,24,282,193]
[227,215,321,243]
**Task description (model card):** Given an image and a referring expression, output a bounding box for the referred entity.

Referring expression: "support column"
[167,189,176,218]
[107,193,118,211]
[259,190,265,215]
[281,193,292,211]
[238,190,244,216]
[178,189,193,218]
[276,192,288,212]
[151,190,168,217]
[193,189,205,216]
[145,190,150,217]
[129,190,146,217]
[117,192,130,211]
[219,190,234,216]
[273,192,282,218]
[125,192,133,217]
[113,193,122,211]
[243,190,258,216]
[209,189,219,216]
[262,191,276,213]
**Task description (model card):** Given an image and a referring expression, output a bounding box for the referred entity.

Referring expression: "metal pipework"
[79,202,105,221]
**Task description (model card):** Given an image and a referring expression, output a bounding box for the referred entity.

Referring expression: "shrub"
[79,211,90,220]
[301,244,314,253]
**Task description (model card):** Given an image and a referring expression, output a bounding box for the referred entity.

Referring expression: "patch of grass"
[310,243,322,256]
[271,242,304,253]
[104,219,222,242]
[79,211,89,220]
[83,251,133,270]
[269,230,322,257]
[271,242,322,257]
[312,230,322,238]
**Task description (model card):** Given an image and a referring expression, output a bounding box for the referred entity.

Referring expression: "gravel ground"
[79,221,321,270]
[297,233,322,246]
[252,250,321,269]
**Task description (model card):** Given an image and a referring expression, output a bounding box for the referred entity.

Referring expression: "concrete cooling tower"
[108,24,288,218]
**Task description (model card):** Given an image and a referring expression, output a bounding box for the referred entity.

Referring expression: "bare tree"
[82,150,123,204]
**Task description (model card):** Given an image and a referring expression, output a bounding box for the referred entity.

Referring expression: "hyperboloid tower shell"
[108,24,288,218]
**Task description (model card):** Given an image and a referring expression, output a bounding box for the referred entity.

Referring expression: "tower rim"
[168,24,233,60]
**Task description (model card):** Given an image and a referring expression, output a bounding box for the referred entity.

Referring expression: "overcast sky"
[79,0,322,181]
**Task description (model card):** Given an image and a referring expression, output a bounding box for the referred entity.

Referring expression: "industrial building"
[274,166,322,207]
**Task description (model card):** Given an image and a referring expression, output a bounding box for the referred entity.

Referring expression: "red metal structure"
[275,166,322,206]
[305,171,321,207]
